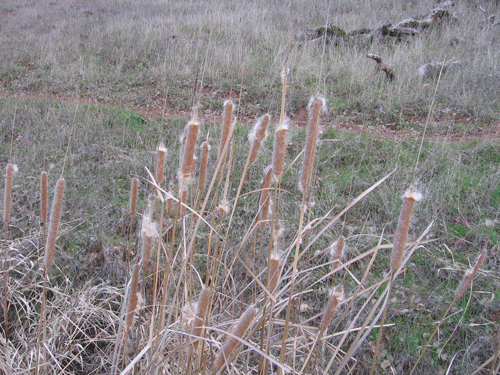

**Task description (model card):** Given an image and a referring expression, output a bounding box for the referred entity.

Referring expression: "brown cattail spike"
[156,144,167,184]
[219,100,234,160]
[3,163,18,225]
[130,177,138,216]
[40,171,48,227]
[259,166,273,229]
[44,177,65,269]
[319,285,343,334]
[390,189,422,272]
[198,141,211,193]
[454,249,487,300]
[180,120,199,179]
[272,119,289,179]
[268,254,281,294]
[126,264,140,328]
[188,287,211,356]
[248,114,270,164]
[299,96,326,193]
[330,236,345,270]
[209,306,258,375]
[167,181,174,216]
[140,215,158,265]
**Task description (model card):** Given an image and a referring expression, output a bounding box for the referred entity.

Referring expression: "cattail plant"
[248,114,270,165]
[180,119,199,180]
[218,100,234,161]
[155,144,167,184]
[126,264,140,329]
[410,249,487,374]
[167,181,174,216]
[272,118,289,180]
[330,236,345,271]
[198,140,211,194]
[267,253,281,295]
[259,166,273,229]
[319,285,344,334]
[44,177,65,269]
[188,287,211,357]
[390,189,422,273]
[129,177,138,216]
[299,96,326,193]
[3,163,17,225]
[209,306,258,375]
[140,214,158,265]
[40,171,48,230]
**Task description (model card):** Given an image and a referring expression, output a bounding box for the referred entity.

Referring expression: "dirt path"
[2,91,499,143]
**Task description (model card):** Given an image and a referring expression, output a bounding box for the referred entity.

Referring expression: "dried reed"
[140,215,158,265]
[209,306,258,375]
[126,264,140,329]
[299,96,326,193]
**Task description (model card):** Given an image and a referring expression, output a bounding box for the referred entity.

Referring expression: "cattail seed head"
[44,177,65,269]
[140,215,158,265]
[259,166,273,229]
[268,253,281,294]
[198,141,211,193]
[217,200,230,216]
[3,163,18,225]
[390,189,422,272]
[40,171,48,227]
[319,285,343,334]
[126,264,140,328]
[188,287,212,356]
[272,118,289,179]
[454,249,487,300]
[219,100,234,160]
[299,96,326,193]
[180,120,199,179]
[210,306,258,375]
[167,181,174,216]
[155,144,167,184]
[129,177,138,216]
[181,188,188,218]
[330,236,345,270]
[248,114,270,164]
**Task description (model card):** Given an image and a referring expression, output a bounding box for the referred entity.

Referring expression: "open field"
[1,0,500,374]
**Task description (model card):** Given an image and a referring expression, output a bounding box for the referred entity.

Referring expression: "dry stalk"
[3,163,17,225]
[259,166,273,229]
[40,171,48,231]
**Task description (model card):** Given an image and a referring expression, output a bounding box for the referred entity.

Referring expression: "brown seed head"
[198,141,211,193]
[188,287,211,356]
[319,285,343,334]
[330,236,345,270]
[390,189,422,272]
[155,144,167,184]
[454,249,487,299]
[219,100,234,160]
[140,215,158,265]
[268,253,281,294]
[180,120,199,179]
[299,96,326,193]
[210,306,258,375]
[126,264,140,328]
[248,114,270,164]
[272,119,289,179]
[129,177,138,216]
